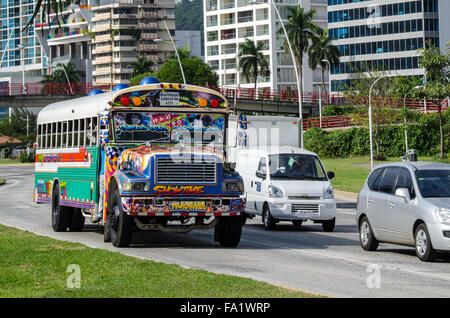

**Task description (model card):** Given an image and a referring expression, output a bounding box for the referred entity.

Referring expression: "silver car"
[356,161,450,261]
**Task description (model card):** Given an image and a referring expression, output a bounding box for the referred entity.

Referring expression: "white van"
[236,146,337,231]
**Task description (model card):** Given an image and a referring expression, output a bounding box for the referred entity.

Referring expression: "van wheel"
[415,223,437,262]
[262,204,276,230]
[68,208,85,232]
[359,216,378,251]
[108,191,134,247]
[51,183,72,232]
[215,216,242,247]
[322,218,335,232]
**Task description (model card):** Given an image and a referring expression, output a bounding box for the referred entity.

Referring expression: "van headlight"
[323,185,334,199]
[121,181,149,192]
[269,185,283,198]
[223,182,244,192]
[436,208,450,225]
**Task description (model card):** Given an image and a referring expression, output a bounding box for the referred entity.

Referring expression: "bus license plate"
[169,201,206,212]
[160,92,180,106]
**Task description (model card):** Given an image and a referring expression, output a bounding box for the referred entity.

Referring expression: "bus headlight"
[121,181,149,192]
[223,182,244,192]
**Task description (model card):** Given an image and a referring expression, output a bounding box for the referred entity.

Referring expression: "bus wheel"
[51,183,71,232]
[215,216,242,247]
[68,208,85,232]
[109,191,134,247]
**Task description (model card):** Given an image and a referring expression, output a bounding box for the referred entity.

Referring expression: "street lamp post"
[369,75,389,170]
[18,44,25,95]
[251,0,303,148]
[321,59,332,104]
[155,20,186,85]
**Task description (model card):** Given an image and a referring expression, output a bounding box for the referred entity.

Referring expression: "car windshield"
[112,111,225,145]
[268,154,327,181]
[415,169,450,198]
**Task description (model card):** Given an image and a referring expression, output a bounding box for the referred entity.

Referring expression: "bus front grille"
[156,157,217,184]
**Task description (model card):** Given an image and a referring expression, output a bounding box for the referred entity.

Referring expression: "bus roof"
[37,84,228,124]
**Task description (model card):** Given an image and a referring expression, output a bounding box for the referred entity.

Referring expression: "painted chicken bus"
[34,83,246,247]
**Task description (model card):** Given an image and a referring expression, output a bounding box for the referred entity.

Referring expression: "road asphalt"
[1,165,449,298]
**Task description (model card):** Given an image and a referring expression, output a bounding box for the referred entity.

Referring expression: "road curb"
[334,189,358,202]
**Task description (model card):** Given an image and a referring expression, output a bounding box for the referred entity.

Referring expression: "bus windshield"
[112,111,225,145]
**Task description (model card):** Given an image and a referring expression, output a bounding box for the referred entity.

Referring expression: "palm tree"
[279,6,318,94]
[308,29,340,94]
[41,61,84,94]
[128,55,154,79]
[238,38,270,93]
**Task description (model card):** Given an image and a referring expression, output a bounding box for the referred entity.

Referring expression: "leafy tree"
[238,38,270,92]
[0,108,36,145]
[128,55,154,79]
[344,70,402,160]
[154,49,218,85]
[414,42,450,158]
[308,29,340,94]
[279,6,318,93]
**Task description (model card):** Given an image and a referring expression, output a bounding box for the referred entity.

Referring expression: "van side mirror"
[395,188,411,202]
[327,171,335,180]
[256,170,266,180]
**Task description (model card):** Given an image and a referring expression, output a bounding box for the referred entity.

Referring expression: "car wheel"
[322,218,335,232]
[109,191,134,247]
[415,223,437,262]
[51,183,72,232]
[262,204,276,230]
[359,216,379,251]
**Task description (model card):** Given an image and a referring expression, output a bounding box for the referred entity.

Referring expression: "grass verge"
[0,158,21,165]
[0,178,5,186]
[321,156,450,193]
[0,224,321,298]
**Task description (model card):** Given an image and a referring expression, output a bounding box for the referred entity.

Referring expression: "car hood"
[425,197,450,209]
[270,180,331,197]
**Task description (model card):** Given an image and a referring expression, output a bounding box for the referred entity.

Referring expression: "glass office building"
[327,0,448,92]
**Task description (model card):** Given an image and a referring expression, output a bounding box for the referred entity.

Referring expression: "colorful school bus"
[34,82,245,247]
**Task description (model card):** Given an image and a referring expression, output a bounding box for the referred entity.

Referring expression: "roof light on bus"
[211,99,219,108]
[121,97,130,106]
[178,84,183,88]
[198,98,207,107]
[132,97,142,106]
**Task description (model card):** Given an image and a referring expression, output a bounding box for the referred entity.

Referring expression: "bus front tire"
[215,216,242,247]
[68,208,85,232]
[51,183,71,232]
[108,192,134,247]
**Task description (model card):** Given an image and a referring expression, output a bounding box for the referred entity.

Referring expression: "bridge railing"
[0,82,110,96]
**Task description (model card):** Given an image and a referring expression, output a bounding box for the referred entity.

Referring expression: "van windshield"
[268,154,327,181]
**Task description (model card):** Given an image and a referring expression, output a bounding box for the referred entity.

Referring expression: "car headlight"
[223,182,244,192]
[268,185,283,198]
[121,181,149,192]
[323,185,334,199]
[436,208,450,225]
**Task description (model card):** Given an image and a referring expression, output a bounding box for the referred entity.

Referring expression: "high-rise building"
[35,0,93,83]
[203,0,328,93]
[91,0,176,87]
[328,0,450,92]
[0,0,46,85]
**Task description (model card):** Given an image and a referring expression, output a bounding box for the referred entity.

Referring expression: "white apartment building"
[203,0,328,93]
[328,0,450,92]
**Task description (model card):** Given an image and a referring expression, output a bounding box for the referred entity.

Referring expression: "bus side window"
[92,117,98,146]
[45,123,50,149]
[85,118,91,146]
[37,124,42,150]
[51,122,57,149]
[57,122,62,148]
[68,120,73,148]
[74,119,79,148]
[80,119,85,147]
[62,122,68,148]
